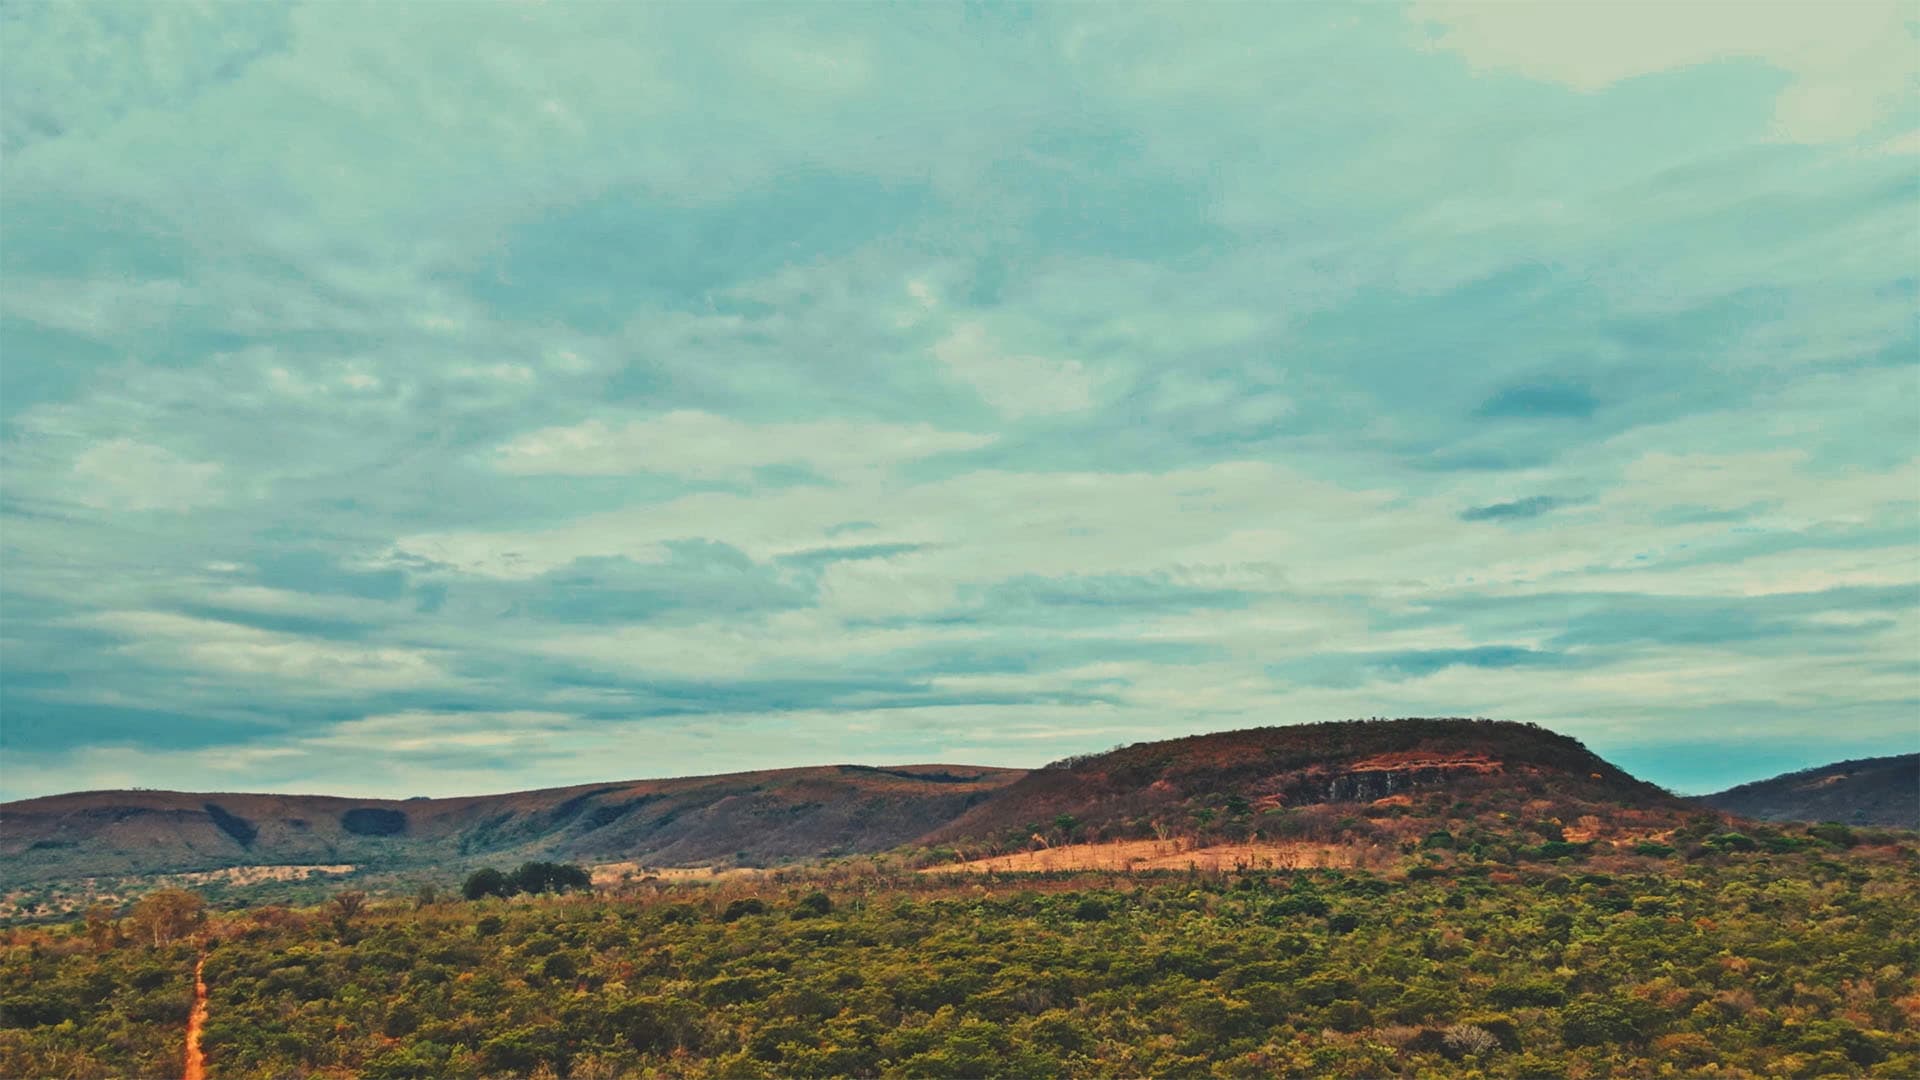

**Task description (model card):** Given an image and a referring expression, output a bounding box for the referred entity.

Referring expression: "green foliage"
[3,841,1917,1080]
[506,861,592,896]
[461,861,589,901]
[1559,995,1662,1047]
[1807,823,1859,848]
[722,897,767,922]
[461,868,508,901]
[1489,978,1568,1008]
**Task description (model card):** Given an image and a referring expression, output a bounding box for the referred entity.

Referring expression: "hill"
[924,718,1695,857]
[1697,753,1919,828]
[10,717,1835,891]
[0,764,1023,887]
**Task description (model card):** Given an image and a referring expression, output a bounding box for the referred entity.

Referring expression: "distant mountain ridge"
[5,719,1912,887]
[1696,754,1919,828]
[0,764,1024,887]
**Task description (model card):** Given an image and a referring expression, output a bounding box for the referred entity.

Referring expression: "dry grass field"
[923,839,1373,874]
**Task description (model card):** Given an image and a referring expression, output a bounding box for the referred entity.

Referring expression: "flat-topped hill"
[924,717,1692,853]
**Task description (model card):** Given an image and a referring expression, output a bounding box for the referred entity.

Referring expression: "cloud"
[69,438,223,512]
[76,610,445,693]
[1460,495,1578,522]
[1409,0,1919,141]
[1475,380,1598,420]
[491,410,993,480]
[933,321,1100,418]
[1,3,1914,800]
[510,546,811,624]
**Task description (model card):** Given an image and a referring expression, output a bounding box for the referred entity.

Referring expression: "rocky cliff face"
[1259,752,1504,806]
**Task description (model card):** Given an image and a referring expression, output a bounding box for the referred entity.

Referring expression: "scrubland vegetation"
[4,825,1916,1080]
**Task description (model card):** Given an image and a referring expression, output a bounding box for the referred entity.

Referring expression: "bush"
[1560,996,1660,1047]
[1443,1023,1500,1058]
[793,891,834,919]
[1491,979,1567,1007]
[722,898,767,923]
[463,868,509,901]
[1072,897,1110,922]
[508,861,592,896]
[1806,823,1857,848]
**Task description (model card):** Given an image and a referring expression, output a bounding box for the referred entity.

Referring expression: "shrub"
[508,861,592,896]
[793,891,834,919]
[1072,897,1111,922]
[463,868,509,901]
[1560,996,1660,1047]
[1490,979,1567,1007]
[722,898,767,923]
[1806,823,1857,848]
[1443,1023,1500,1057]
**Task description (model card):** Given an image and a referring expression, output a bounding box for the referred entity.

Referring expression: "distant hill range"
[1696,754,1919,828]
[3,719,1910,886]
[0,764,1022,888]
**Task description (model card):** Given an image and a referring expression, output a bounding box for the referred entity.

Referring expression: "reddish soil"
[1343,751,1504,774]
[183,953,207,1080]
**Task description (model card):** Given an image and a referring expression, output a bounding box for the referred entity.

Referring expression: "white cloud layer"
[2,2,1914,801]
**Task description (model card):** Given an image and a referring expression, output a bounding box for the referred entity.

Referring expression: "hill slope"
[0,764,1023,886]
[1697,754,1919,827]
[8,717,1795,887]
[925,717,1693,851]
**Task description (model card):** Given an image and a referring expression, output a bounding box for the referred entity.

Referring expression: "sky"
[1,2,1916,802]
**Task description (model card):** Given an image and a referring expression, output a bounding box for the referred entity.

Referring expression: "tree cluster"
[461,862,592,901]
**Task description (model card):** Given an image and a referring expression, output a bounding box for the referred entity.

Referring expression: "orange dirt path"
[183,953,207,1080]
[923,839,1366,874]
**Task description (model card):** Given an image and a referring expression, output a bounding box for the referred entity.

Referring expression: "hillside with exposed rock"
[923,718,1699,857]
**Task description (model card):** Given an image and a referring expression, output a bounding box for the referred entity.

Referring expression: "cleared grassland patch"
[923,839,1371,874]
